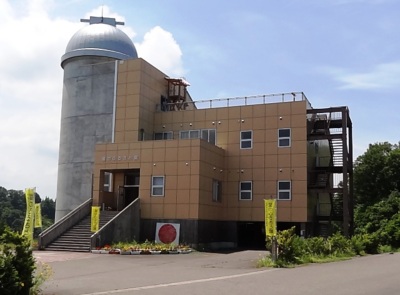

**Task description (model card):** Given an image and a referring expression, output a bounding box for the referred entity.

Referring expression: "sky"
[0,0,399,199]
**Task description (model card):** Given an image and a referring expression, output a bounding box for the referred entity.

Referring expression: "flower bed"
[92,241,192,255]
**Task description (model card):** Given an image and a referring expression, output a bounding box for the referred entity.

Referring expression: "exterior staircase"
[45,211,118,252]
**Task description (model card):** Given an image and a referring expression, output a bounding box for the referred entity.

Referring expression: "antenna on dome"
[80,15,125,27]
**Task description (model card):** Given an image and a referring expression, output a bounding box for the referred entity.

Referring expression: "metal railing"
[156,91,309,112]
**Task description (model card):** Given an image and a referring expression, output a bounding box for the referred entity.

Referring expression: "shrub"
[378,244,393,253]
[304,237,329,256]
[267,226,304,265]
[362,232,381,254]
[0,253,20,293]
[381,213,400,248]
[0,228,36,295]
[328,233,354,256]
[351,234,367,255]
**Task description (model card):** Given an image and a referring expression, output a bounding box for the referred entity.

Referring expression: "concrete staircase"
[45,211,118,252]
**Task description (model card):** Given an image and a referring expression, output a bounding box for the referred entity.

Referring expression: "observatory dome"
[61,16,138,67]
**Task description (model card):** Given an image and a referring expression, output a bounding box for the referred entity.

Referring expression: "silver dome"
[61,16,138,67]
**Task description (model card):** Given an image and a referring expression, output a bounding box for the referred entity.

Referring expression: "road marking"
[82,269,276,294]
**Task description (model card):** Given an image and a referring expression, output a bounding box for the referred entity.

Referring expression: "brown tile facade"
[93,58,312,231]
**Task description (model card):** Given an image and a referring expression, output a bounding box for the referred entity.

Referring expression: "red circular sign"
[158,224,177,244]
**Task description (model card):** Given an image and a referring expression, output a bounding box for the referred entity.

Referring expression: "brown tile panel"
[93,84,311,222]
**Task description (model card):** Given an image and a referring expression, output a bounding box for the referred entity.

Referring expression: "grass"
[257,253,354,268]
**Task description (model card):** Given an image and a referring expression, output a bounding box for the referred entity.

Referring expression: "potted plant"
[168,243,179,254]
[150,243,162,255]
[100,244,111,254]
[178,244,192,254]
[120,244,131,255]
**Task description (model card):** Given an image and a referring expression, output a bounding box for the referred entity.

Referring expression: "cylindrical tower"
[55,16,138,221]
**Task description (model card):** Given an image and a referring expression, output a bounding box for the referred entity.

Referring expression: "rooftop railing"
[156,91,310,112]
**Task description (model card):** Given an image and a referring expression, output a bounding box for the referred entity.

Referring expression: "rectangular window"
[103,172,112,192]
[189,130,200,139]
[180,129,217,145]
[201,129,216,145]
[278,128,291,147]
[212,179,222,202]
[240,130,253,149]
[151,176,165,197]
[239,181,252,200]
[278,181,291,200]
[179,130,200,139]
[154,132,173,140]
[179,131,189,139]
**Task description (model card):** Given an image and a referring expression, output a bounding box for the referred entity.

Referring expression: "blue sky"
[0,0,399,199]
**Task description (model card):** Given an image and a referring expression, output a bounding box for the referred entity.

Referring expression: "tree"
[0,186,55,233]
[353,142,400,248]
[353,142,400,207]
[354,191,400,248]
[41,197,55,222]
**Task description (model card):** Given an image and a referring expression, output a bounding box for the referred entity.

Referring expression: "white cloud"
[0,1,186,198]
[136,26,185,77]
[0,0,80,198]
[322,61,400,90]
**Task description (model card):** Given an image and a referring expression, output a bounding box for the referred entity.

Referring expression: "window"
[154,131,173,140]
[180,129,217,145]
[151,176,165,196]
[202,129,216,144]
[179,130,200,139]
[239,181,252,200]
[278,128,291,147]
[103,172,112,192]
[212,179,222,202]
[240,130,253,149]
[278,181,291,200]
[179,130,189,139]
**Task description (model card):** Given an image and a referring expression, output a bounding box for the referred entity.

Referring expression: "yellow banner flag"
[265,199,277,237]
[34,203,42,228]
[22,188,35,243]
[91,206,101,232]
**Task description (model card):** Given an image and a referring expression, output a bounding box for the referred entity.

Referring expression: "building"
[47,16,353,251]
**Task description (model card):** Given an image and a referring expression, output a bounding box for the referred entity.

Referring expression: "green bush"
[0,227,36,295]
[378,244,393,253]
[380,213,400,248]
[266,226,305,265]
[328,233,354,256]
[362,232,381,254]
[0,254,20,293]
[351,234,367,255]
[304,237,329,256]
[263,228,397,268]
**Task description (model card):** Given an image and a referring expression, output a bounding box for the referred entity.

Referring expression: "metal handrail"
[156,91,309,111]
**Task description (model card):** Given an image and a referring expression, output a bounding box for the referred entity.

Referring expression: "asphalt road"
[35,250,400,295]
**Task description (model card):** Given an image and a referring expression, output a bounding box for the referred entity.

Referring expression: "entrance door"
[124,187,139,206]
[123,170,140,208]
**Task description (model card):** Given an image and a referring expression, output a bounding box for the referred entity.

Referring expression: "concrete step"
[45,211,120,252]
[46,246,90,252]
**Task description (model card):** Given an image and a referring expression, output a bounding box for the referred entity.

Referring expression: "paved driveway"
[35,251,400,295]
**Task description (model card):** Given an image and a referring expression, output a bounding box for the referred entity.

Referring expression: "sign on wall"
[155,223,180,245]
